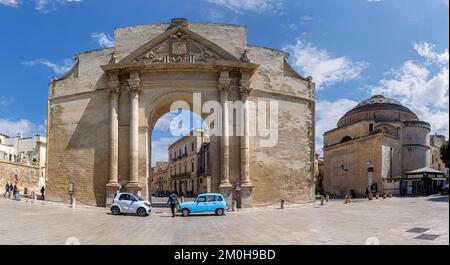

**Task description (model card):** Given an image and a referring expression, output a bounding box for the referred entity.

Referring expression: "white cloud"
[315,99,359,156]
[284,39,368,89]
[23,58,73,75]
[151,137,179,166]
[0,119,38,137]
[203,0,283,14]
[0,0,19,7]
[413,42,449,65]
[34,0,82,12]
[370,42,449,136]
[0,0,82,11]
[91,32,114,48]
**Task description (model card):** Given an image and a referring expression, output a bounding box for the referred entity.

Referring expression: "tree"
[440,141,449,168]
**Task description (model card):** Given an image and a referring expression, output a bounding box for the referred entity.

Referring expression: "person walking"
[8,183,13,199]
[40,186,45,200]
[13,184,18,200]
[4,183,10,197]
[167,192,179,217]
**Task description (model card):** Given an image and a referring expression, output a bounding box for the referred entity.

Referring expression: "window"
[192,142,195,152]
[192,162,194,172]
[119,194,135,201]
[207,196,215,202]
[369,123,374,132]
[215,196,224,201]
[200,178,203,184]
[197,196,207,203]
[184,146,187,155]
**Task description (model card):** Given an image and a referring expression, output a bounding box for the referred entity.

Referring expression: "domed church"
[322,95,446,196]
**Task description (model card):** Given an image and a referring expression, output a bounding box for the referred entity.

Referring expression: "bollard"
[232,200,237,211]
[280,199,285,209]
[320,196,324,206]
[376,193,379,200]
[325,194,329,202]
[71,197,76,208]
[32,192,36,203]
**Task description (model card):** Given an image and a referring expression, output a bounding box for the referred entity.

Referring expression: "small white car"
[111,192,152,217]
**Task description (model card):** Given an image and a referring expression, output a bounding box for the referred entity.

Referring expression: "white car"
[111,192,152,217]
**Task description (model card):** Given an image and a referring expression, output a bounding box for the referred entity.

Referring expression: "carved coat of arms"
[172,41,187,55]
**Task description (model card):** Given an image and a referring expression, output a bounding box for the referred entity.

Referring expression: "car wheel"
[182,208,190,217]
[111,206,121,216]
[137,207,148,217]
[215,208,224,216]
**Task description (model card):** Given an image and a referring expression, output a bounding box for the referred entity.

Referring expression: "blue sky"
[0,0,448,164]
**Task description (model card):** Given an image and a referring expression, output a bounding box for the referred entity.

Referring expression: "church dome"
[337,95,419,128]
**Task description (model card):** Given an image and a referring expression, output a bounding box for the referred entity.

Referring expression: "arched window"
[341,136,352,143]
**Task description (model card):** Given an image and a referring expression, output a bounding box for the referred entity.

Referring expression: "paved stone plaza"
[0,195,448,245]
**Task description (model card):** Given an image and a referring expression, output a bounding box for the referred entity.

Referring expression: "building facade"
[168,129,211,197]
[430,134,448,173]
[323,95,439,196]
[151,161,169,194]
[0,134,46,194]
[46,18,316,207]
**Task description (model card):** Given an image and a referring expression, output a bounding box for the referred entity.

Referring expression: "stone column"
[106,72,120,206]
[218,71,233,205]
[239,72,253,207]
[127,71,142,194]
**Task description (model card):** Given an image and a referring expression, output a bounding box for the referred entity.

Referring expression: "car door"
[207,195,218,212]
[127,194,139,213]
[118,194,135,213]
[194,195,208,213]
[118,194,130,213]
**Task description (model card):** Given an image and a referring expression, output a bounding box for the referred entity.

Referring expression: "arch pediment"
[121,25,240,64]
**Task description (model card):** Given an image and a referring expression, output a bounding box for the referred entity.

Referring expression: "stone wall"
[46,90,110,206]
[0,161,41,194]
[323,133,383,196]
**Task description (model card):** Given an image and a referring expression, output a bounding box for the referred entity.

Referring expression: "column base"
[219,184,233,208]
[240,184,254,208]
[126,182,142,195]
[106,182,119,207]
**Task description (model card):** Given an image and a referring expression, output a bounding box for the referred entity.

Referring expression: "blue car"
[178,193,228,217]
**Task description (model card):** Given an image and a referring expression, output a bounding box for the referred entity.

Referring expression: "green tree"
[440,141,449,168]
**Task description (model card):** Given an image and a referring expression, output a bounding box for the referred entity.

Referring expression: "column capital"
[107,72,121,94]
[218,71,231,93]
[128,71,141,94]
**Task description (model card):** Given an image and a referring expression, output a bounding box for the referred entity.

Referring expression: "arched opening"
[341,136,352,143]
[149,107,210,199]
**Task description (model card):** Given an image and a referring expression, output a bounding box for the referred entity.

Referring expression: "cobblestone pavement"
[0,195,448,245]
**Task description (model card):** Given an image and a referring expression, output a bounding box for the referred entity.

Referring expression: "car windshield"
[134,194,145,201]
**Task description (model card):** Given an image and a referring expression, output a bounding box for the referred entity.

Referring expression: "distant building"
[323,95,447,196]
[151,162,169,194]
[430,134,447,172]
[168,128,211,196]
[0,134,46,194]
[314,154,324,194]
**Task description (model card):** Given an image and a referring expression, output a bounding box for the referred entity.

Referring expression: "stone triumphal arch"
[46,18,316,207]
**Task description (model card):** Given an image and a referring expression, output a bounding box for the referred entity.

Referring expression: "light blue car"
[178,193,228,217]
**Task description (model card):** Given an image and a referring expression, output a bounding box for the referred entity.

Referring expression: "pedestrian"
[4,182,10,197]
[13,185,18,200]
[40,186,45,200]
[167,191,179,217]
[365,187,370,199]
[8,183,13,199]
